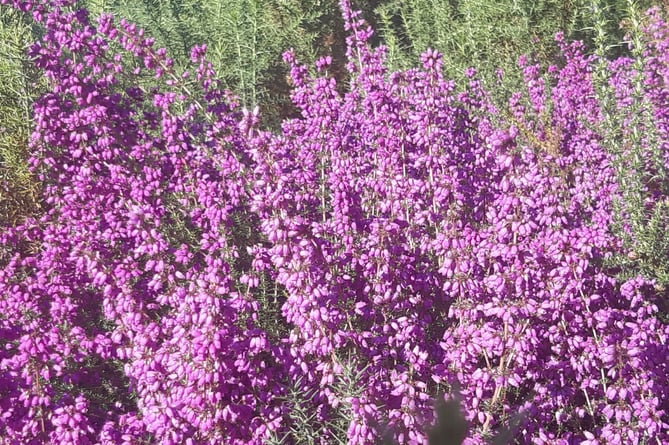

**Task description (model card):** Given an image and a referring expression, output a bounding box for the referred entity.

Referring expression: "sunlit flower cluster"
[0,0,666,444]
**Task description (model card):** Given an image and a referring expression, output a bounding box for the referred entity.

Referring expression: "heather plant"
[0,1,292,443]
[0,0,667,444]
[245,1,668,442]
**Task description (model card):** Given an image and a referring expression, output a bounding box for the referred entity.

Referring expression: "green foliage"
[265,353,372,445]
[374,0,655,100]
[591,1,669,304]
[78,0,357,127]
[0,6,44,226]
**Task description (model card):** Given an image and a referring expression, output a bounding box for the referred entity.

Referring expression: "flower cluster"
[0,0,667,444]
[0,1,288,443]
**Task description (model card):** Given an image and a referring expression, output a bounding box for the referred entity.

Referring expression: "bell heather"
[0,1,288,443]
[0,0,667,444]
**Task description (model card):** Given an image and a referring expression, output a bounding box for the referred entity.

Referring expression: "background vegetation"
[0,7,44,227]
[375,1,654,77]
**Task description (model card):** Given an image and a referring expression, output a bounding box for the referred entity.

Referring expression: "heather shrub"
[0,0,667,445]
[0,1,291,443]
[245,3,668,442]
